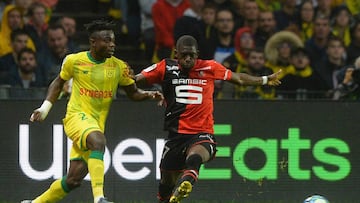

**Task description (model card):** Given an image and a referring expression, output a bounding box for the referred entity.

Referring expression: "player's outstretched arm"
[30,76,66,122]
[122,83,164,103]
[229,69,282,86]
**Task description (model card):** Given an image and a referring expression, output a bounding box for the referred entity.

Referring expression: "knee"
[66,177,83,189]
[87,132,106,151]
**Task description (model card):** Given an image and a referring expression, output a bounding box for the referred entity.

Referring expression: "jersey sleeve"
[117,60,135,86]
[140,60,166,84]
[59,54,74,81]
[210,60,233,81]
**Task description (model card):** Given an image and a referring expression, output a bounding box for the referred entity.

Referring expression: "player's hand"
[29,100,53,122]
[267,69,282,86]
[146,91,165,106]
[30,109,46,122]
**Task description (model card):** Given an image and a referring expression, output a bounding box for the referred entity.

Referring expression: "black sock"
[158,183,174,202]
[180,154,202,184]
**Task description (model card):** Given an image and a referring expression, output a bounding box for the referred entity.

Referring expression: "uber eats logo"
[19,124,351,182]
[200,126,351,181]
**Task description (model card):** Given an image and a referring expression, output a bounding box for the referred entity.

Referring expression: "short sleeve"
[141,60,166,84]
[59,55,74,81]
[117,60,135,86]
[211,60,232,81]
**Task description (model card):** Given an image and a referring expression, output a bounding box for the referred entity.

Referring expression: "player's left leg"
[31,160,88,203]
[86,131,113,203]
[170,141,215,203]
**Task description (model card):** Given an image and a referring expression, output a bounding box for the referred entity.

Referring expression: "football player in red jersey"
[136,35,281,203]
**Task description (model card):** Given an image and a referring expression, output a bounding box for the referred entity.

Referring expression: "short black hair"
[46,23,66,35]
[248,47,264,55]
[18,47,36,62]
[84,19,116,37]
[10,29,29,42]
[176,35,198,49]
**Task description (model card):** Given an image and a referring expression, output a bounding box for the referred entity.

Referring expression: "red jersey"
[141,59,232,134]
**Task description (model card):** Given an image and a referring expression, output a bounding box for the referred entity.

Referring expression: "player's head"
[85,19,116,59]
[175,35,199,71]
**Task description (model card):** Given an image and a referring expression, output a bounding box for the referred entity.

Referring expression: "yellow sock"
[88,150,105,199]
[33,178,69,203]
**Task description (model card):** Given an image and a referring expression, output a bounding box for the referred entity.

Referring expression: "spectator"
[276,47,322,99]
[138,0,156,62]
[173,0,206,54]
[254,10,277,48]
[7,47,44,88]
[223,27,254,73]
[297,0,315,42]
[305,13,331,67]
[274,0,299,31]
[37,23,72,85]
[346,19,360,64]
[203,7,236,97]
[230,0,245,29]
[220,27,254,98]
[240,0,259,33]
[265,30,304,79]
[332,56,360,100]
[0,29,33,85]
[152,0,190,62]
[0,5,35,57]
[203,7,235,62]
[57,16,80,52]
[201,1,217,40]
[24,2,48,51]
[314,36,346,90]
[235,48,275,99]
[14,0,33,24]
[330,6,353,47]
[316,0,332,18]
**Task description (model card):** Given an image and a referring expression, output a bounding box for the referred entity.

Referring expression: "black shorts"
[160,133,217,171]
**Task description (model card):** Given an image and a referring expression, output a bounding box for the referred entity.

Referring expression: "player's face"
[92,30,115,59]
[176,45,198,70]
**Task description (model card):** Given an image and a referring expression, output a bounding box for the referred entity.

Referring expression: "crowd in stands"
[1,0,360,101]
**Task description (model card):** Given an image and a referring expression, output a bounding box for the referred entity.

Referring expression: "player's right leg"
[64,113,112,203]
[158,170,181,203]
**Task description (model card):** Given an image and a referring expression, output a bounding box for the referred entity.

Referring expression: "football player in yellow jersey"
[22,20,163,203]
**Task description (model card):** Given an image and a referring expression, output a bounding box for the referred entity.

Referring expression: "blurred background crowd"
[0,0,360,101]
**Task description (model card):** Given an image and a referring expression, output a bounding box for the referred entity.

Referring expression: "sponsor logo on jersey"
[172,71,180,77]
[172,78,207,85]
[166,65,179,71]
[79,87,113,98]
[106,69,115,78]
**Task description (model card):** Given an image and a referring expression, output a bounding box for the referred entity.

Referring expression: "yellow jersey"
[60,51,134,130]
